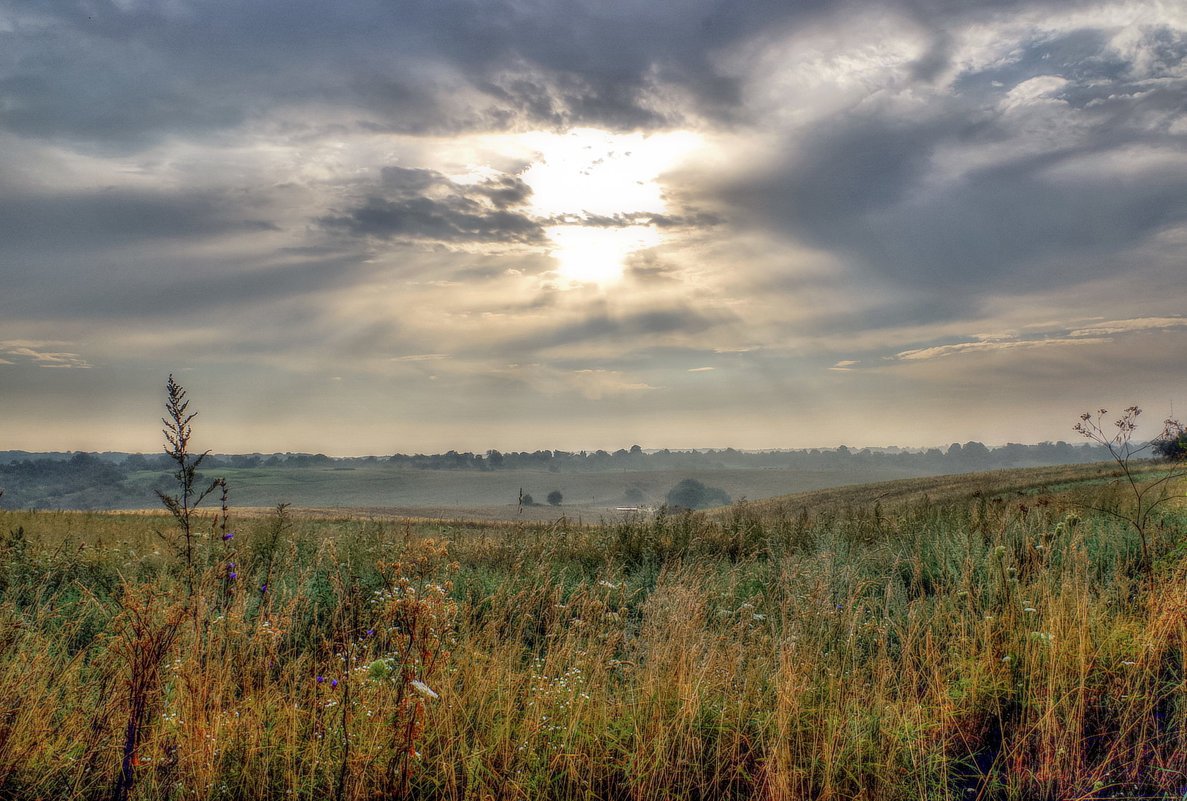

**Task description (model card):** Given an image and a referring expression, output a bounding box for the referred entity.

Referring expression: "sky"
[1,0,1185,455]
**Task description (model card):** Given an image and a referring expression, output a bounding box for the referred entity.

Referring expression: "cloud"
[321,167,544,244]
[0,188,279,256]
[0,341,91,368]
[715,8,1187,307]
[570,369,659,399]
[0,0,843,154]
[895,336,1112,362]
[498,307,730,355]
[1069,316,1187,336]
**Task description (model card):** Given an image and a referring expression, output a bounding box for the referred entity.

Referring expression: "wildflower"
[409,679,439,700]
[259,584,267,593]
[222,532,233,541]
[331,679,338,688]
[316,676,325,683]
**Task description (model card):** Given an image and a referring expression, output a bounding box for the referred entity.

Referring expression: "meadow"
[0,458,1184,800]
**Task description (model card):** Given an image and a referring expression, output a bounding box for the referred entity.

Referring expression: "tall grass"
[0,475,1183,799]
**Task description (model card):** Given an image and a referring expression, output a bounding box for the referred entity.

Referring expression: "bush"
[547,490,563,506]
[1154,419,1187,461]
[666,478,731,510]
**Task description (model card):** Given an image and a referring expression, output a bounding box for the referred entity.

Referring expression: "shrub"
[1154,419,1187,461]
[666,478,731,510]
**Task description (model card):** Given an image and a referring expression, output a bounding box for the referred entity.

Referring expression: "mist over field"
[0,439,1117,516]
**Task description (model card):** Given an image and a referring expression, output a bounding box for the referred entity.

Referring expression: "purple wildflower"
[331,679,338,688]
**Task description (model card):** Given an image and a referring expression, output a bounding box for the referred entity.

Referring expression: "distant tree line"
[0,452,132,509]
[0,440,1126,478]
[383,441,1116,472]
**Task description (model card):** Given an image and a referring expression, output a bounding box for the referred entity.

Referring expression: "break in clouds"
[0,0,1185,452]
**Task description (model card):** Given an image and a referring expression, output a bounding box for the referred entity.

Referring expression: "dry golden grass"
[0,464,1183,799]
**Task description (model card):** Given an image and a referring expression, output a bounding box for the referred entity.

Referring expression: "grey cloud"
[728,22,1187,297]
[473,175,534,209]
[322,167,543,244]
[562,210,723,229]
[496,307,731,355]
[9,0,1166,158]
[0,0,851,150]
[2,244,369,322]
[0,188,278,256]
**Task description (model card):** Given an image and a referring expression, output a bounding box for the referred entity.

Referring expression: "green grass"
[0,464,1184,799]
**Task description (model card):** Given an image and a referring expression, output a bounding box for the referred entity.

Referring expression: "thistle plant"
[157,374,223,594]
[1074,406,1185,570]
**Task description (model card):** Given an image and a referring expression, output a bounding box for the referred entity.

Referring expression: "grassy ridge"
[0,464,1183,799]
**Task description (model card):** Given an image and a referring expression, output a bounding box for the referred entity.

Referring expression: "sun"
[546,224,661,285]
[512,127,700,285]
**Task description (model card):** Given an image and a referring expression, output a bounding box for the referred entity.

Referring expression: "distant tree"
[122,453,151,471]
[666,478,731,510]
[1154,419,1187,461]
[547,489,563,506]
[521,492,535,506]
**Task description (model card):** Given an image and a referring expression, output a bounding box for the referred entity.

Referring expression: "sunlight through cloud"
[546,224,660,285]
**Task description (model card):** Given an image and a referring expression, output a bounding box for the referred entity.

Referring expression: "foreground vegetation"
[0,459,1184,800]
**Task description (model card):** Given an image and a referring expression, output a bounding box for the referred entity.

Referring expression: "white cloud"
[0,341,91,369]
[895,336,1112,362]
[570,369,658,400]
[1069,316,1187,337]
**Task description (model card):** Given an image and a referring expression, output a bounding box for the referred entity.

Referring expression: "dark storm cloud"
[321,167,544,244]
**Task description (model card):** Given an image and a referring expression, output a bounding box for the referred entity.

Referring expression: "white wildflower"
[409,679,439,700]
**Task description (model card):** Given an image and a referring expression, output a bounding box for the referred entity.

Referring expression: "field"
[0,460,1184,800]
[115,463,940,522]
